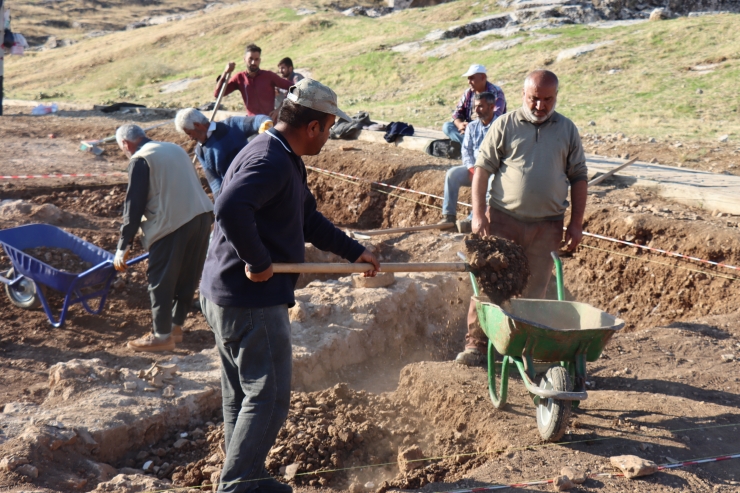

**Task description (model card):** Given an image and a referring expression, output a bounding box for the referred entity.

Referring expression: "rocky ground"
[1,112,739,492]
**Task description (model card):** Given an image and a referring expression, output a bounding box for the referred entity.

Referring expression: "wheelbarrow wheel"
[535,366,572,442]
[4,268,43,309]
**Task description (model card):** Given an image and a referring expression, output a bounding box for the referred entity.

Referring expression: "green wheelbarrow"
[468,252,625,442]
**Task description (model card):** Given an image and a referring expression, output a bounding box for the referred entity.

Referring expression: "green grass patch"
[5,4,740,141]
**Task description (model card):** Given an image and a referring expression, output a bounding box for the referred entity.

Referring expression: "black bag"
[2,2,13,50]
[426,139,461,159]
[3,29,13,49]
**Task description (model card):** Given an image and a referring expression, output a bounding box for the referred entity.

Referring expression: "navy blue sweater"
[196,116,270,197]
[199,128,366,308]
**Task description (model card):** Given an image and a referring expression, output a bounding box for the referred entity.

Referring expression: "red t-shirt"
[217,70,292,116]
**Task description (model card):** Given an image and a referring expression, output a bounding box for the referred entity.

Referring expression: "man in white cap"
[442,64,506,145]
[199,78,379,493]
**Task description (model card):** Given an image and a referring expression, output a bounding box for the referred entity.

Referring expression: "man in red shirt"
[215,43,292,118]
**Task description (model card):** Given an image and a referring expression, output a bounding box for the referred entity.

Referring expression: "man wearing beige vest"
[113,124,213,352]
[456,69,588,366]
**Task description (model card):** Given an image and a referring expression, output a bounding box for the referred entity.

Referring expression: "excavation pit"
[3,134,740,492]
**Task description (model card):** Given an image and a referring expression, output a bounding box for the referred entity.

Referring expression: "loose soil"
[22,247,92,274]
[1,112,740,492]
[464,235,530,303]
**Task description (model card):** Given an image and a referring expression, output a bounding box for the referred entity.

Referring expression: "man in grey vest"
[113,124,214,352]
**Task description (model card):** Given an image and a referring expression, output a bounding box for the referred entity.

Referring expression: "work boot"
[258,469,293,493]
[438,214,456,225]
[456,219,472,233]
[171,325,183,343]
[127,333,175,352]
[455,347,486,367]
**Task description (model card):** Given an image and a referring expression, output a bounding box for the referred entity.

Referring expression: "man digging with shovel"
[199,78,379,493]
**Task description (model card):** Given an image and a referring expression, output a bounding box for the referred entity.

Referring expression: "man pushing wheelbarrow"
[113,124,214,352]
[457,69,588,366]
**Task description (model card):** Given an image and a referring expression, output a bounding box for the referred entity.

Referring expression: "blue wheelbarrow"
[0,224,148,327]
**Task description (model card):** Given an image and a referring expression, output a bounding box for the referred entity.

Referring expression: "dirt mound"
[23,247,93,273]
[169,374,499,491]
[32,186,127,219]
[465,235,530,304]
[0,200,91,228]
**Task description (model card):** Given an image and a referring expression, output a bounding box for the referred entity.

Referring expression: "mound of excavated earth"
[170,363,506,491]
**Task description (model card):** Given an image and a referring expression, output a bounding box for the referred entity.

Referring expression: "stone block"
[351,272,395,288]
[610,455,658,479]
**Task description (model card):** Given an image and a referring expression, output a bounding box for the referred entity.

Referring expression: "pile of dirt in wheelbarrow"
[464,234,529,304]
[23,246,93,273]
[168,382,487,491]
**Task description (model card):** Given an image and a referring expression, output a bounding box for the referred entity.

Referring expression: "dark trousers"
[1,76,4,116]
[466,207,564,349]
[147,212,212,335]
[200,296,292,493]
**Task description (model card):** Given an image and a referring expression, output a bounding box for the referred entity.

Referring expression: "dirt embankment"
[306,141,740,331]
[568,201,740,329]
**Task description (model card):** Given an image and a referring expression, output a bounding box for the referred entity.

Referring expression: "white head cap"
[462,64,487,77]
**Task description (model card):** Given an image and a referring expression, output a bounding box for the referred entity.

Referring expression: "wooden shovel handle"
[358,223,454,236]
[271,262,467,274]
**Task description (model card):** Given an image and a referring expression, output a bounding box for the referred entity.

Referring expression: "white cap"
[462,64,487,77]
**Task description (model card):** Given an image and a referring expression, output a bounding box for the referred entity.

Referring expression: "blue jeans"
[442,121,464,144]
[200,296,292,493]
[443,165,472,217]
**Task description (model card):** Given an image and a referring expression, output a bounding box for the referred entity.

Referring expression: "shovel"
[192,66,234,165]
[272,261,469,274]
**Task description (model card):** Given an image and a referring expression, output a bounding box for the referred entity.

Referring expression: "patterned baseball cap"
[286,78,352,122]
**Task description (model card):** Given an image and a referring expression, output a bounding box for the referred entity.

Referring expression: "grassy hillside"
[5,0,740,141]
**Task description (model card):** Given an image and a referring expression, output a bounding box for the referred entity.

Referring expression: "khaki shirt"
[475,108,587,222]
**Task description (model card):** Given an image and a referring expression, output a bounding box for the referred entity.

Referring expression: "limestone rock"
[553,474,574,491]
[284,463,300,480]
[351,272,395,288]
[93,473,172,493]
[289,302,307,322]
[16,463,39,478]
[87,461,118,482]
[560,466,586,484]
[649,8,668,21]
[0,455,30,471]
[49,358,118,388]
[162,385,176,398]
[556,41,614,62]
[173,438,189,449]
[609,455,658,479]
[210,470,221,492]
[397,445,425,472]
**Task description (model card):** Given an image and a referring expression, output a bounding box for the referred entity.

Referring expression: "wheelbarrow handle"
[126,253,149,266]
[0,268,25,287]
[101,253,150,267]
